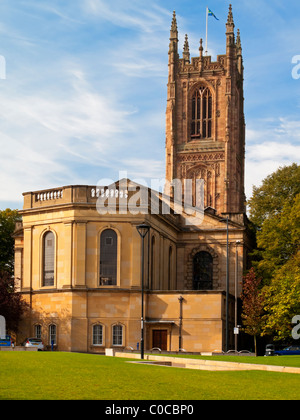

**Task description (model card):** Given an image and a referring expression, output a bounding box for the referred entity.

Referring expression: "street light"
[235,240,241,352]
[136,223,150,359]
[220,216,229,352]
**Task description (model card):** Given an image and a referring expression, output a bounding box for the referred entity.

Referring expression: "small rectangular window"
[49,324,57,345]
[35,325,42,339]
[112,325,123,346]
[93,325,103,345]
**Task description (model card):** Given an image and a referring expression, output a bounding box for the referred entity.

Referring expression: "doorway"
[152,329,168,351]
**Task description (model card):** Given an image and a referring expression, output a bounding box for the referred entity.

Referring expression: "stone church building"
[14,5,252,353]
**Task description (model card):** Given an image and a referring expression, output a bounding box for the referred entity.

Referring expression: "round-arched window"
[100,229,117,286]
[43,231,55,287]
[193,251,213,290]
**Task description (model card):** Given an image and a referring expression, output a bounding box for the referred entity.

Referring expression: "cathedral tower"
[165,5,246,216]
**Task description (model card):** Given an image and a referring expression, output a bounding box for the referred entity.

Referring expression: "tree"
[0,270,29,335]
[241,268,265,356]
[254,193,300,282]
[0,209,21,275]
[262,254,300,342]
[248,163,300,229]
[248,164,300,283]
[247,164,300,342]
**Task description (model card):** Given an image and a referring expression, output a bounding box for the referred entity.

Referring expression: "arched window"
[112,324,123,346]
[43,231,55,287]
[193,251,213,290]
[100,229,117,286]
[191,86,212,139]
[93,324,103,346]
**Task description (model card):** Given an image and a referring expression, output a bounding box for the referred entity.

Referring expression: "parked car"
[274,345,300,355]
[0,335,12,347]
[22,337,44,351]
[265,344,275,356]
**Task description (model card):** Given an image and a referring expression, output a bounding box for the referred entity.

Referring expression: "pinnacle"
[171,10,178,33]
[183,34,189,53]
[199,38,203,57]
[236,29,242,49]
[227,4,234,26]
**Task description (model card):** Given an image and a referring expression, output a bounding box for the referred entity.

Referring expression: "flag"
[208,8,219,20]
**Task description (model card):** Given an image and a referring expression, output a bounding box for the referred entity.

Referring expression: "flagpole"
[205,6,208,55]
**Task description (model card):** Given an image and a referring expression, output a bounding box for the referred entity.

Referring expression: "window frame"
[192,251,213,290]
[92,324,104,346]
[41,230,56,288]
[112,324,124,347]
[49,324,57,346]
[98,228,120,287]
[190,86,213,140]
[34,324,42,339]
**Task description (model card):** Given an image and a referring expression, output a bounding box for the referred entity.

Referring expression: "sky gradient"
[0,0,299,210]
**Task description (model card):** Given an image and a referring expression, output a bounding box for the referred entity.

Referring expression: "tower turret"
[166,11,179,185]
[165,6,246,215]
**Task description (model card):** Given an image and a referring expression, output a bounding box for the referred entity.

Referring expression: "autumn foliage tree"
[0,208,21,275]
[241,268,265,356]
[0,270,28,335]
[0,208,26,335]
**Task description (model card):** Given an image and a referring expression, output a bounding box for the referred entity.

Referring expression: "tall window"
[191,86,212,139]
[193,251,213,290]
[112,324,123,346]
[150,236,155,289]
[100,229,117,286]
[43,231,55,287]
[49,324,57,345]
[168,246,173,290]
[93,325,103,346]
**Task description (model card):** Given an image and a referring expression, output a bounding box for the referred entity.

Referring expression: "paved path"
[114,351,300,374]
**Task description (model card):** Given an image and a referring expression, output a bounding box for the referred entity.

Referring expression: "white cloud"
[83,0,170,33]
[118,158,165,181]
[245,117,300,199]
[0,67,133,202]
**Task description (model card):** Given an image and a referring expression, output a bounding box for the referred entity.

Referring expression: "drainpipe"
[178,296,183,350]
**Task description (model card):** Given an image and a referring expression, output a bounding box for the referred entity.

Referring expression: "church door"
[152,330,167,351]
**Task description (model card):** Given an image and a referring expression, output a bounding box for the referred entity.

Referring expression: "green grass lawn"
[0,352,299,400]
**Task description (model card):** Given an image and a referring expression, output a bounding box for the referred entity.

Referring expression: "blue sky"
[0,0,299,210]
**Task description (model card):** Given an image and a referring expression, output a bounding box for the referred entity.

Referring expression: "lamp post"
[136,223,150,359]
[220,216,229,352]
[235,240,241,352]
